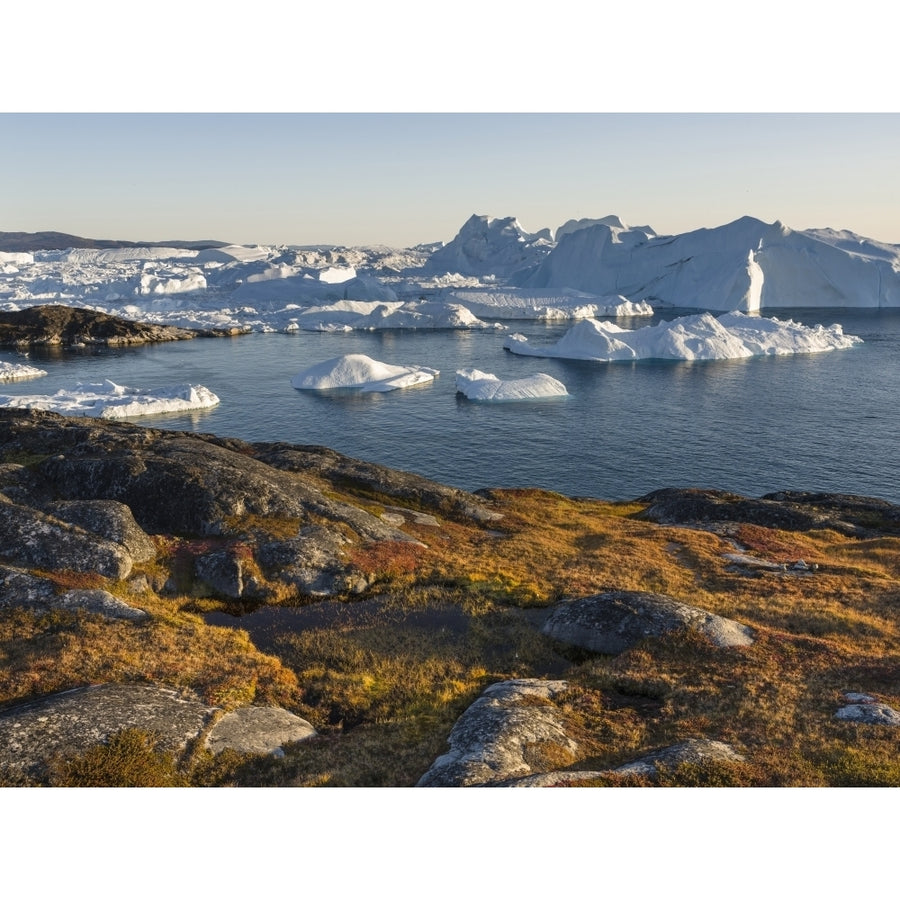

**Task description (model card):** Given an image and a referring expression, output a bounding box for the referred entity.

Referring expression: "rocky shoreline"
[0,305,245,348]
[1,407,899,786]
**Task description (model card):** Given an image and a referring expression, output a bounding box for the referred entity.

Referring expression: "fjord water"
[7,308,900,504]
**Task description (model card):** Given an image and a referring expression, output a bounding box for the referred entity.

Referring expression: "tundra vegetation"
[0,411,898,787]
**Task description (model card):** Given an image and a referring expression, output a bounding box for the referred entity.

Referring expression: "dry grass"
[0,599,301,713]
[3,487,899,786]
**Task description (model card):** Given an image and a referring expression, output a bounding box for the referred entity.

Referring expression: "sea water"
[4,308,899,504]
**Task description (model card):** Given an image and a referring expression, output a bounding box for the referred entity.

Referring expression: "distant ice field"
[2,308,898,504]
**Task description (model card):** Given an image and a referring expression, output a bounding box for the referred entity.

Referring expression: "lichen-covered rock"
[0,564,58,608]
[251,442,503,525]
[53,588,149,622]
[194,547,261,600]
[417,679,578,787]
[0,494,133,580]
[0,568,149,620]
[205,706,317,756]
[835,703,900,726]
[0,409,421,543]
[0,463,54,506]
[43,499,157,563]
[257,526,368,597]
[542,590,754,655]
[639,487,900,537]
[612,739,746,778]
[0,684,216,780]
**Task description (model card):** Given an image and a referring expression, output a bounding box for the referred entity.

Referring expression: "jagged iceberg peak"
[518,215,900,311]
[426,213,554,277]
[553,215,656,242]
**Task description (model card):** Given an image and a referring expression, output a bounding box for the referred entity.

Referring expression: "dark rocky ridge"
[0,230,228,253]
[0,408,501,605]
[0,305,241,347]
[638,486,900,537]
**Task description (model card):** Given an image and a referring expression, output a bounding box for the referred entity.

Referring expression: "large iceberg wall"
[516,216,900,311]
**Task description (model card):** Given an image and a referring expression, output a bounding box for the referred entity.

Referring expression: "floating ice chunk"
[503,311,863,362]
[291,354,439,393]
[455,368,569,401]
[0,379,220,418]
[0,361,48,382]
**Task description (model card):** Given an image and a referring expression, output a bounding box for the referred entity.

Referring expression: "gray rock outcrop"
[0,408,501,601]
[43,499,157,563]
[542,590,754,655]
[52,588,149,622]
[0,683,317,781]
[0,684,215,780]
[640,487,900,537]
[251,442,503,525]
[417,679,578,787]
[611,739,746,778]
[204,706,317,756]
[0,494,134,580]
[499,739,746,786]
[834,692,900,726]
[0,564,147,620]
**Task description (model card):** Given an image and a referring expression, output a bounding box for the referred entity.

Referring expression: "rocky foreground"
[1,407,898,786]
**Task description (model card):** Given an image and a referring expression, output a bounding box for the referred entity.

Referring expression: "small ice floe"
[455,368,569,401]
[290,354,439,393]
[0,361,48,382]
[503,311,862,362]
[0,379,220,418]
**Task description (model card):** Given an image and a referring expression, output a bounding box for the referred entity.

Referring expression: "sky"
[3,112,899,248]
[2,3,898,248]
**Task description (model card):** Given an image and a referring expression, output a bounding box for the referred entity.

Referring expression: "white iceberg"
[445,289,653,321]
[503,311,862,362]
[455,368,569,401]
[0,379,220,418]
[519,216,900,312]
[0,360,48,382]
[291,354,439,392]
[287,299,500,332]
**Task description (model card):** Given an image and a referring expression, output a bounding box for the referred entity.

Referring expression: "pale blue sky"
[3,113,899,247]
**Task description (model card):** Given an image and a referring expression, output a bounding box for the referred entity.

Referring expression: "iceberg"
[425,214,554,277]
[519,216,900,311]
[0,379,220,418]
[503,311,863,362]
[4,213,900,336]
[0,360,47,382]
[455,368,569,401]
[287,299,501,332]
[290,354,439,392]
[443,289,653,321]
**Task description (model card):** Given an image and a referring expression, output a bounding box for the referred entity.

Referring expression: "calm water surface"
[4,309,899,504]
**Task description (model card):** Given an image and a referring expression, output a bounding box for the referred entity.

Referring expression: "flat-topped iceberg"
[286,299,501,333]
[503,311,862,362]
[0,379,220,418]
[444,289,653,321]
[455,368,569,401]
[0,360,48,382]
[291,354,439,392]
